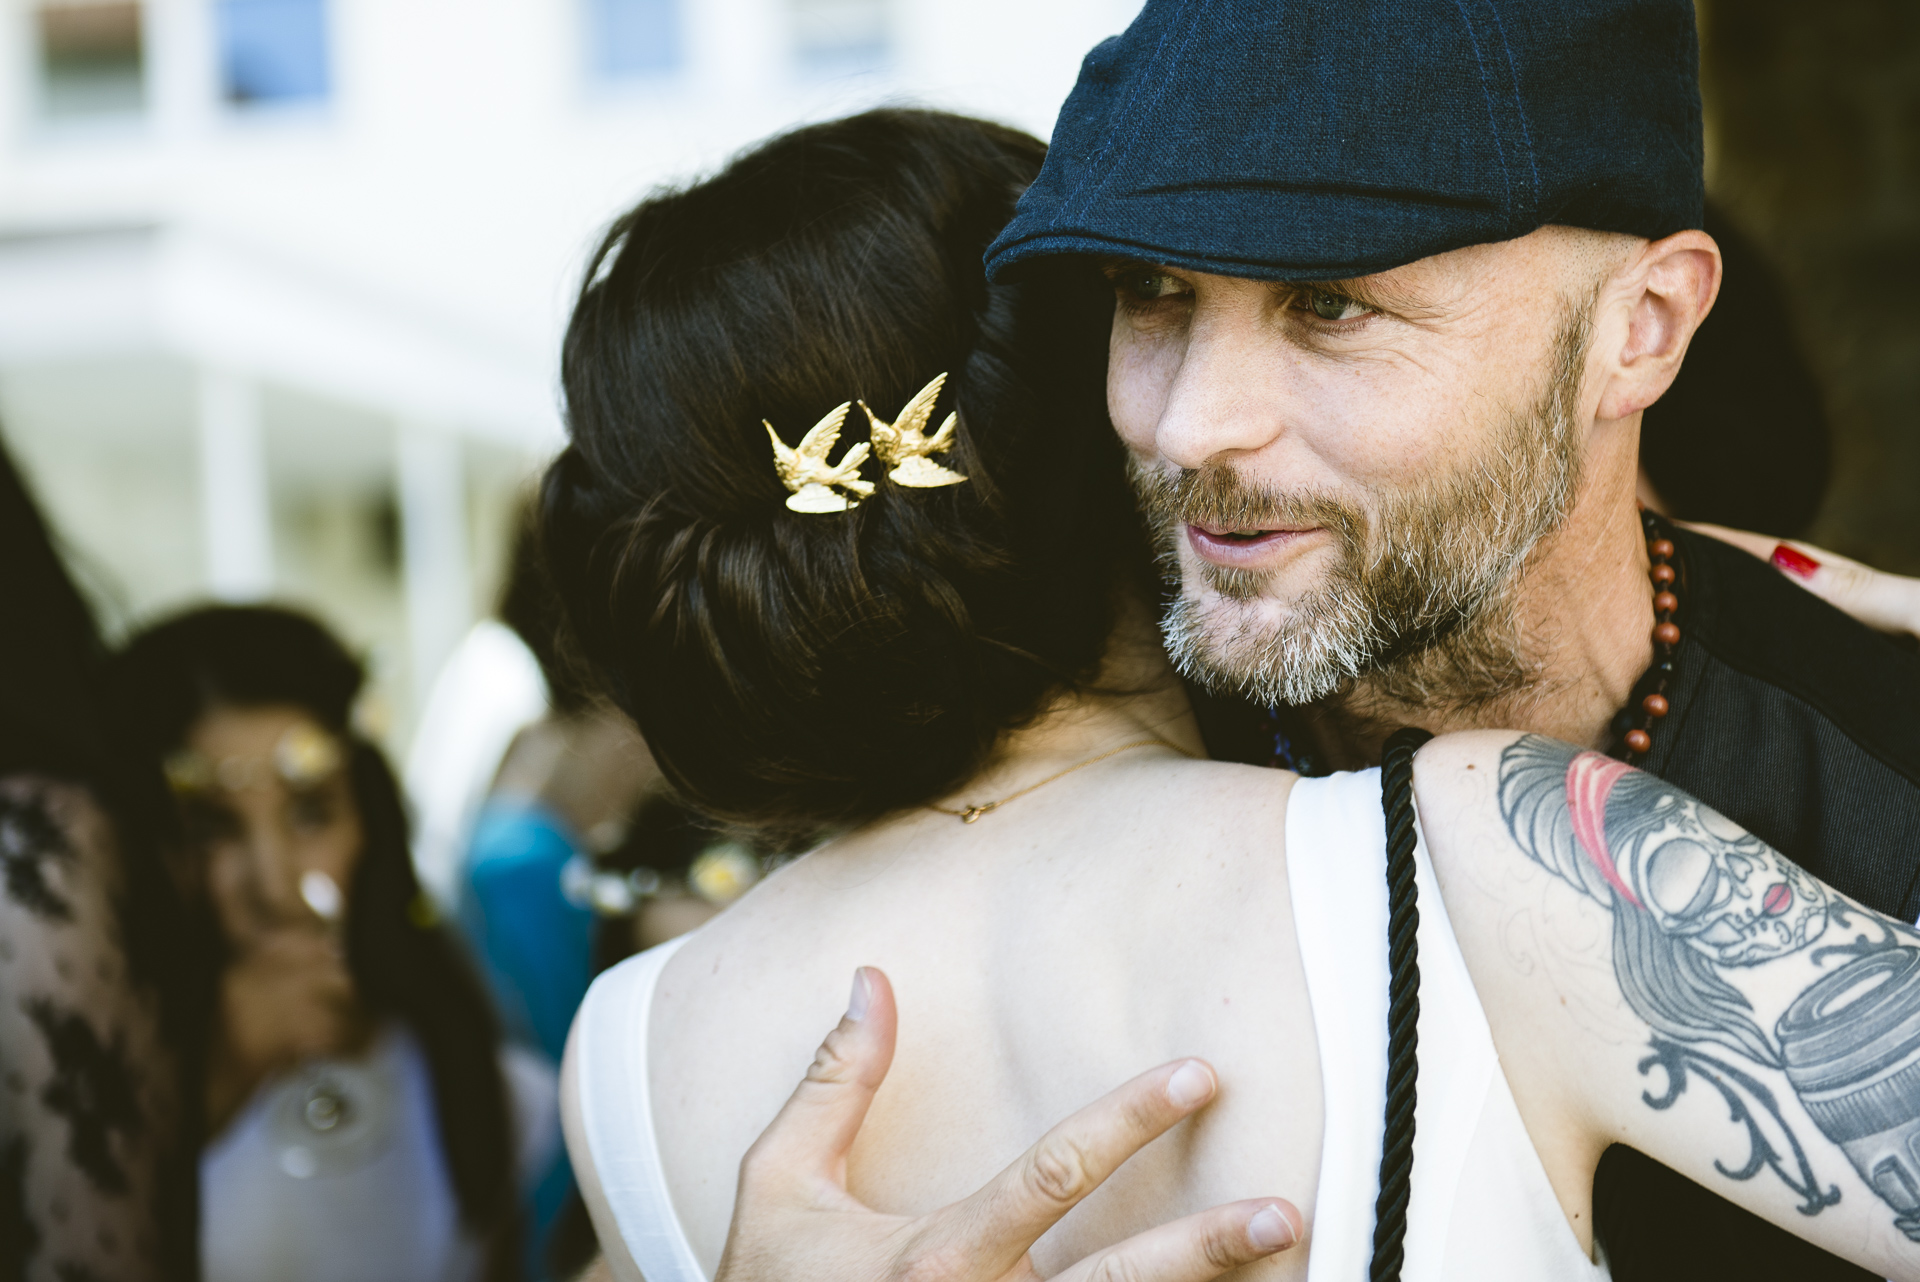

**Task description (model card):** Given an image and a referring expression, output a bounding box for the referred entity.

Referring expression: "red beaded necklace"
[1260,508,1687,774]
[1621,508,1681,763]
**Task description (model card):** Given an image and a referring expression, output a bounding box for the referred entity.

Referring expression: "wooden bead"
[1643,693,1670,717]
[1651,564,1676,586]
[1625,729,1652,753]
[1649,538,1675,559]
[1654,591,1678,613]
[1653,622,1681,645]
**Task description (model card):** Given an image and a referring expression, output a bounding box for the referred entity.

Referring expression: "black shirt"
[1189,519,1920,1281]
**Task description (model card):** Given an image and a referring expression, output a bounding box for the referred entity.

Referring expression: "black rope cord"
[1370,726,1434,1282]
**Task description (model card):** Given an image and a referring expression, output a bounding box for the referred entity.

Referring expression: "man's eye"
[1306,289,1369,322]
[1112,269,1189,304]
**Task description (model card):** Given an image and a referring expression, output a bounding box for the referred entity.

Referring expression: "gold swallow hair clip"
[861,373,968,488]
[765,402,876,513]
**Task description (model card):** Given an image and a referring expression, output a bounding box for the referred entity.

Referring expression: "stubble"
[1132,296,1595,714]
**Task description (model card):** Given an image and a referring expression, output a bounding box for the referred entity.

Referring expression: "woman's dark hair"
[0,438,200,1280]
[498,497,595,714]
[109,606,522,1278]
[543,108,1143,847]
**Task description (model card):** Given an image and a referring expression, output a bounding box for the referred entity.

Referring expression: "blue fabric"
[987,0,1703,282]
[457,801,596,1278]
[458,801,595,1066]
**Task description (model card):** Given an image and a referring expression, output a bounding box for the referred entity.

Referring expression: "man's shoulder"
[1677,525,1920,784]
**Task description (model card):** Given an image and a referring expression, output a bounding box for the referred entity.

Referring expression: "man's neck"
[1298,440,1655,771]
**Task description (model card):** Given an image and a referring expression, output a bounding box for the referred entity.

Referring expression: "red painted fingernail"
[1771,544,1820,580]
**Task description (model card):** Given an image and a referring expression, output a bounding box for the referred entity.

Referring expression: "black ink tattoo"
[0,794,76,922]
[1499,734,1920,1240]
[1638,1037,1838,1216]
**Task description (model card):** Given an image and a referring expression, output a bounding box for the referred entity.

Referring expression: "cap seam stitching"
[1446,0,1516,221]
[1479,0,1542,211]
[1050,0,1211,230]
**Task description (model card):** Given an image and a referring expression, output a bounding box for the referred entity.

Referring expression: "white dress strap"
[576,933,707,1282]
[1286,770,1606,1282]
[581,774,1602,1282]
[1287,769,1392,1282]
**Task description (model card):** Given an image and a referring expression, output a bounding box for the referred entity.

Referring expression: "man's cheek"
[1106,340,1175,455]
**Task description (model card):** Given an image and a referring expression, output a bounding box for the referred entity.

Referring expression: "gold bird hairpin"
[765,402,876,513]
[861,373,969,488]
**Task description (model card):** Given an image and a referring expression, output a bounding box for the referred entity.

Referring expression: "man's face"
[1105,231,1605,708]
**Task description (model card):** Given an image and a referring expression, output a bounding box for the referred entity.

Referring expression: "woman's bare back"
[646,753,1316,1280]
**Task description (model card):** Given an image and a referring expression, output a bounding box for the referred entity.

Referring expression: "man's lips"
[1185,522,1326,569]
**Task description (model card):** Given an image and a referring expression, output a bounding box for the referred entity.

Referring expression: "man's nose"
[1150,325,1296,471]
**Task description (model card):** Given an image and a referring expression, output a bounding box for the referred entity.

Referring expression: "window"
[215,0,330,106]
[584,0,679,80]
[35,1,145,119]
[791,0,889,73]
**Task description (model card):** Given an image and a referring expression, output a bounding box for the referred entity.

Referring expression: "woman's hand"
[206,926,367,1132]
[710,967,1302,1282]
[1684,522,1920,642]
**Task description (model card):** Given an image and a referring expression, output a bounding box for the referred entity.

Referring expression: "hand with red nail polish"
[1683,522,1920,642]
[1769,543,1820,581]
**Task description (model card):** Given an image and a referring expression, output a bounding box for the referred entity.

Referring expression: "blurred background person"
[111,605,555,1282]
[0,438,196,1282]
[450,510,772,1275]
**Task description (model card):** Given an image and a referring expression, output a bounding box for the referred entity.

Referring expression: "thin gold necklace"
[928,738,1193,824]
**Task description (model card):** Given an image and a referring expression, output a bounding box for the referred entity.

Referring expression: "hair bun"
[544,110,1143,849]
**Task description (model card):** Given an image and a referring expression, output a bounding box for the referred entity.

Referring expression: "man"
[668,1,1920,1279]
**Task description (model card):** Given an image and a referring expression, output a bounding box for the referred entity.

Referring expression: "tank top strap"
[1286,768,1395,1282]
[576,933,707,1282]
[1285,769,1606,1281]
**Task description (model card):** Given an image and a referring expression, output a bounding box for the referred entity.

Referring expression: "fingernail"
[1248,1204,1297,1251]
[1165,1060,1215,1108]
[846,968,872,1022]
[1771,543,1819,580]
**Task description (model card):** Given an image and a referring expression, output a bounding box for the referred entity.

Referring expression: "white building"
[0,0,1138,741]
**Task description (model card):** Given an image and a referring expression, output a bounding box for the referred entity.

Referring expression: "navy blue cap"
[987,0,1703,282]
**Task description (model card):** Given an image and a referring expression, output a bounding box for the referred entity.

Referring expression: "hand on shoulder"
[1683,521,1920,642]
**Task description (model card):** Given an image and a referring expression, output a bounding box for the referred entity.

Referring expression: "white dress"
[572,769,1608,1281]
[200,1025,561,1282]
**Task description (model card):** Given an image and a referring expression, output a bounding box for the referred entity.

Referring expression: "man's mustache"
[1127,458,1364,543]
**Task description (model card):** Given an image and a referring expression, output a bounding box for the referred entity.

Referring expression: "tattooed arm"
[1416,731,1920,1277]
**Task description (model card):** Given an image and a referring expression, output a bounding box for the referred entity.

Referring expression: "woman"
[110,606,554,1282]
[547,110,1920,1279]
[0,441,194,1282]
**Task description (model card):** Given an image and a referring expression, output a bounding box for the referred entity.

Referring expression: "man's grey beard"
[1133,302,1592,712]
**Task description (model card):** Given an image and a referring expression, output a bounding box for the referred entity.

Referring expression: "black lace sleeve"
[0,776,182,1282]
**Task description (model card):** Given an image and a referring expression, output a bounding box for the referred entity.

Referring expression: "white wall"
[0,0,1141,735]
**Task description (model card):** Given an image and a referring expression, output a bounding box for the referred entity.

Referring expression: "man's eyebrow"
[1277,275,1429,314]
[1091,258,1433,314]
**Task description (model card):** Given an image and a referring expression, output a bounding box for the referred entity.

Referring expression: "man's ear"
[1592,230,1722,423]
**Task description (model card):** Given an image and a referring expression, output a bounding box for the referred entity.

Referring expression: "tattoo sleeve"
[1497,735,1920,1238]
